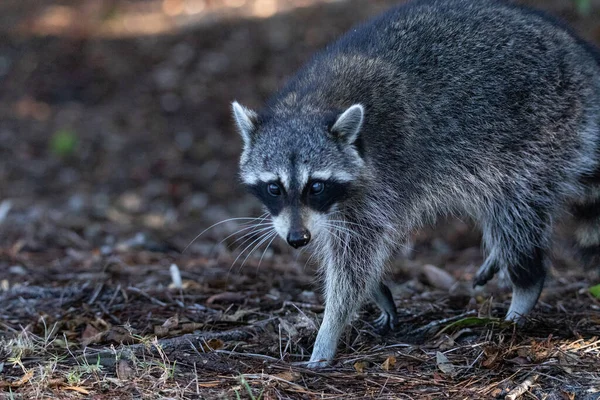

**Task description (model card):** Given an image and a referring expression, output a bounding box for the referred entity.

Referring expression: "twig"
[215,350,279,361]
[87,283,104,305]
[505,374,539,400]
[406,310,477,337]
[80,319,274,369]
[127,286,167,306]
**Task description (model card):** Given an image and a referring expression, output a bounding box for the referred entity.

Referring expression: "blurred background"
[0,0,599,292]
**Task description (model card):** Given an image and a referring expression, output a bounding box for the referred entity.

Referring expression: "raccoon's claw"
[473,270,494,288]
[373,311,398,334]
[473,257,499,288]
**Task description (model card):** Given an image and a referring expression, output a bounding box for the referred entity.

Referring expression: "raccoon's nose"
[287,229,311,248]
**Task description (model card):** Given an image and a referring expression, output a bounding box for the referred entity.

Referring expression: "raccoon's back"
[280,0,600,112]
[274,0,600,182]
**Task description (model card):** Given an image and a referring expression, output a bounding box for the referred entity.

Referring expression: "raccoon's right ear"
[330,104,364,144]
[232,101,258,147]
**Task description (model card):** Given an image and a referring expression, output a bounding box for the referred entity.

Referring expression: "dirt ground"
[1,0,600,399]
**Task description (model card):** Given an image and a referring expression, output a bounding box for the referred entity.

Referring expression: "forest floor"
[1,0,600,399]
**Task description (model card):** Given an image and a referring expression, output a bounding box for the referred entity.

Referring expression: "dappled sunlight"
[10,0,346,38]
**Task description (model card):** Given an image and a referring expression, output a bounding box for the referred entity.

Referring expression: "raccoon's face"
[232,102,365,248]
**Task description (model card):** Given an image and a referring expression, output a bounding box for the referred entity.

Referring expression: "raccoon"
[231,0,600,367]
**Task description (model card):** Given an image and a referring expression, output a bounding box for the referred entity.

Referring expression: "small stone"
[8,265,27,275]
[153,65,180,91]
[422,264,457,290]
[160,92,182,113]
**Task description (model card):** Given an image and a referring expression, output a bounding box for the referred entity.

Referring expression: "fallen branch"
[81,323,270,369]
[505,374,539,400]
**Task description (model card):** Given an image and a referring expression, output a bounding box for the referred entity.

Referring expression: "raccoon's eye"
[267,183,282,196]
[310,181,325,195]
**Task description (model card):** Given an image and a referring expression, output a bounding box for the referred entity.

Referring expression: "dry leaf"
[206,292,246,305]
[560,390,576,400]
[436,351,456,376]
[180,323,205,333]
[381,356,396,371]
[154,325,169,337]
[517,347,530,358]
[273,371,300,382]
[198,381,222,388]
[14,370,33,387]
[116,359,135,380]
[201,338,224,352]
[162,315,179,329]
[0,370,35,388]
[482,347,500,369]
[558,353,580,375]
[63,386,90,394]
[81,324,101,341]
[47,377,66,387]
[81,331,105,347]
[353,361,368,373]
[105,326,137,345]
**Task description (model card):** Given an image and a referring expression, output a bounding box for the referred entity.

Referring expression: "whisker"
[239,231,277,271]
[256,232,279,272]
[323,226,352,256]
[230,226,275,252]
[321,223,359,237]
[325,220,382,235]
[183,216,269,253]
[229,230,275,272]
[303,251,318,270]
[216,223,273,248]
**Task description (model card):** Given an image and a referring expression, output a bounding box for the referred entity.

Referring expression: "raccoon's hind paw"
[305,359,330,369]
[505,281,544,324]
[373,310,398,334]
[473,256,499,288]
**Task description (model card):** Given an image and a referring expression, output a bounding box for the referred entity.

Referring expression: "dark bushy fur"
[234,0,600,367]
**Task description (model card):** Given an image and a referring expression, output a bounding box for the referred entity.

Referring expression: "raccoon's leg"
[307,264,367,368]
[571,169,600,268]
[372,282,398,332]
[482,204,550,322]
[308,236,389,368]
[473,253,500,287]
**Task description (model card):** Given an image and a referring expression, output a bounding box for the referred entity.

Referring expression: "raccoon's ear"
[232,101,258,146]
[330,104,364,144]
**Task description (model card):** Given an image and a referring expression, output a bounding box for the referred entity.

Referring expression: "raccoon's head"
[232,101,366,248]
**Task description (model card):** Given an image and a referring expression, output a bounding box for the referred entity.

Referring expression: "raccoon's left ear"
[232,101,258,147]
[330,104,364,144]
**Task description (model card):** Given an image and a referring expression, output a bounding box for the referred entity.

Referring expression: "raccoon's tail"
[571,167,600,268]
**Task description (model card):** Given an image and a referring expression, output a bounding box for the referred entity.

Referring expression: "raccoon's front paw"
[373,310,398,334]
[473,257,499,288]
[305,358,330,369]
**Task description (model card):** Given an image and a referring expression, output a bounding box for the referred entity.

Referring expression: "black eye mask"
[302,180,351,213]
[245,181,286,216]
[245,179,352,216]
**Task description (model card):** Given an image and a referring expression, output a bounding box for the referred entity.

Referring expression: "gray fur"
[233,0,600,367]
